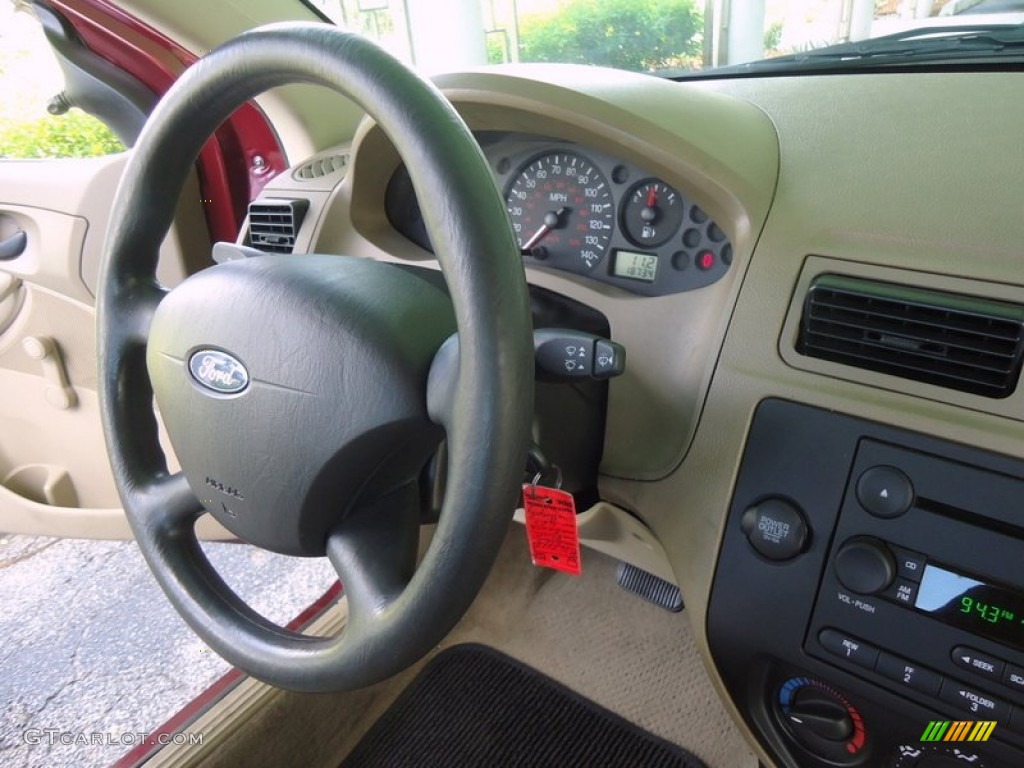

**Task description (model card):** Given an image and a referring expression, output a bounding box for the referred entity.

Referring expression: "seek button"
[952,646,1004,682]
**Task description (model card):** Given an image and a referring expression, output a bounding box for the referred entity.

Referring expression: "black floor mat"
[341,644,707,768]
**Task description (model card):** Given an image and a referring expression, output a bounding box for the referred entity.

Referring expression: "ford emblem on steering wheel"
[188,349,250,394]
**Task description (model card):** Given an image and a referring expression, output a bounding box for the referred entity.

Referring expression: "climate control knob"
[786,686,854,741]
[777,677,867,764]
[834,537,896,595]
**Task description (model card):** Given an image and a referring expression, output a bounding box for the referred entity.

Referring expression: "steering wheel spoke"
[325,483,421,629]
[107,279,169,346]
[135,472,206,531]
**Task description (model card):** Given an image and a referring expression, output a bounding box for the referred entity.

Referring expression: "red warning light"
[698,251,715,270]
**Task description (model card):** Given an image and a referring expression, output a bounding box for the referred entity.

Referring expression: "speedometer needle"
[522,206,568,251]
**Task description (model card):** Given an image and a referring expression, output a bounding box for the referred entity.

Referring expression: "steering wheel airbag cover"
[148,254,456,555]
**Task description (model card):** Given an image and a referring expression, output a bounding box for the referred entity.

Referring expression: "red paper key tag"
[522,483,581,576]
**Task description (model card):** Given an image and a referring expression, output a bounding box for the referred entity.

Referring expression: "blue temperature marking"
[778,677,809,710]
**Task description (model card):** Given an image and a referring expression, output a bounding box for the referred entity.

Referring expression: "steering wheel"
[97,23,533,692]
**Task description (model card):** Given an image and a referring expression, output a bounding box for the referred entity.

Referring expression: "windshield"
[305,0,1024,75]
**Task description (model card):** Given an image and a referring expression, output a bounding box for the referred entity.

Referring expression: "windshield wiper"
[699,23,1024,76]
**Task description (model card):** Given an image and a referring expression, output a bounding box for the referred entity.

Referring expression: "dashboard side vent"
[797,275,1024,398]
[293,153,348,181]
[247,198,308,254]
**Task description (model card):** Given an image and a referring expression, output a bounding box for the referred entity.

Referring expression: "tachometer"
[505,152,614,271]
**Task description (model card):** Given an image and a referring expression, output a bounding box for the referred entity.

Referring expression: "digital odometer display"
[914,563,1024,649]
[613,250,659,282]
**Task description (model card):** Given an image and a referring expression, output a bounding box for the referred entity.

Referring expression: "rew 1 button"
[819,628,879,670]
[740,498,809,561]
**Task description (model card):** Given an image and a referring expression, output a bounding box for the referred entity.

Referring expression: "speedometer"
[505,152,614,271]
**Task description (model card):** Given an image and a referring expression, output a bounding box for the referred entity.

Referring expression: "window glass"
[307,0,1024,75]
[0,3,123,159]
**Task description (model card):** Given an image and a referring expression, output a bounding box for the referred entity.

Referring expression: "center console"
[709,399,1024,767]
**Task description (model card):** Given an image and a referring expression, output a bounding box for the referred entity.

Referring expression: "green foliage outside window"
[0,109,124,159]
[764,21,784,52]
[511,0,703,72]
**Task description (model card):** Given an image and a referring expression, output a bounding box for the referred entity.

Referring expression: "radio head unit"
[708,400,1024,768]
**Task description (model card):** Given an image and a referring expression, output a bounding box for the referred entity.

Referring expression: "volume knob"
[834,537,896,595]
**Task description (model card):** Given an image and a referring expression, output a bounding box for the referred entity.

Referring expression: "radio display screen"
[915,563,1024,649]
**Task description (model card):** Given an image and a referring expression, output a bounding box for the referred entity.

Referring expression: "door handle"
[0,230,27,261]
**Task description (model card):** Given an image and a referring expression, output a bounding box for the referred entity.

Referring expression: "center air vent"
[247,198,308,254]
[797,275,1024,398]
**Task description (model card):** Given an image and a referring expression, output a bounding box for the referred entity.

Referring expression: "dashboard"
[247,65,1024,768]
[385,133,734,297]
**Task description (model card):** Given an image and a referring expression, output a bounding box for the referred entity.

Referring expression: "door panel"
[0,154,233,540]
[0,198,89,301]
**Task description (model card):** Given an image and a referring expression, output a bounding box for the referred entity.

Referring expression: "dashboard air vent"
[247,198,308,254]
[797,275,1024,398]
[293,153,348,181]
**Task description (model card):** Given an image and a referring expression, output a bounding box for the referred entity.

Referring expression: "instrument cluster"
[385,133,733,297]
